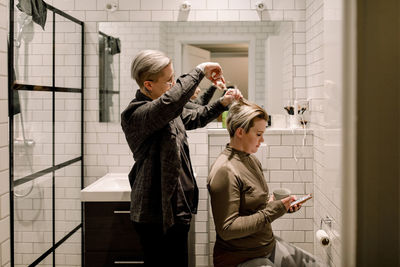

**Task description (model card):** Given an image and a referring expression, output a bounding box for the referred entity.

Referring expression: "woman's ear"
[143,81,153,92]
[236,127,244,138]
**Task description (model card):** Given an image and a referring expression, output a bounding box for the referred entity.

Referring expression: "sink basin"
[81,173,131,202]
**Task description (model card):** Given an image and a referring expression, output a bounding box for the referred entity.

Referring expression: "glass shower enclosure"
[8,0,84,266]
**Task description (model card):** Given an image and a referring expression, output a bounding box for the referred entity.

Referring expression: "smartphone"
[290,194,312,207]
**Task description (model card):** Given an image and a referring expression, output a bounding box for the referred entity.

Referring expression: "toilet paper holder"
[320,215,333,229]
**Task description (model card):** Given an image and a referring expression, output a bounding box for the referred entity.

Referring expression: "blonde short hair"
[226,99,268,137]
[131,50,172,88]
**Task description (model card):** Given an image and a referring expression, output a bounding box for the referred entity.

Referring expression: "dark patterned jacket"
[121,68,227,232]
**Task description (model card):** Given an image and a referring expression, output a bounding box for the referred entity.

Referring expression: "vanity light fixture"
[180,1,191,11]
[105,1,118,12]
[255,0,267,11]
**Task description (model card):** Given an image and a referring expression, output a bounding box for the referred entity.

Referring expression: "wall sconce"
[255,0,266,11]
[180,1,191,11]
[105,1,118,12]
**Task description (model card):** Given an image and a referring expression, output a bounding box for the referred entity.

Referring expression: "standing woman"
[207,100,320,267]
[121,50,242,267]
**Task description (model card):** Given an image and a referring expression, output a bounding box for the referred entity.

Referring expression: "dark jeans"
[133,222,190,267]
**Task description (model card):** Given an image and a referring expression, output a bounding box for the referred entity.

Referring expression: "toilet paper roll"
[316,229,330,246]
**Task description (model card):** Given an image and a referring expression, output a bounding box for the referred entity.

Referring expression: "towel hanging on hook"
[16,0,47,30]
[107,36,121,55]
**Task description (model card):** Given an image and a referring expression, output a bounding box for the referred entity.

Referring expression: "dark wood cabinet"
[84,202,144,266]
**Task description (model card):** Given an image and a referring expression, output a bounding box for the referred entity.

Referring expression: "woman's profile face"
[241,118,266,154]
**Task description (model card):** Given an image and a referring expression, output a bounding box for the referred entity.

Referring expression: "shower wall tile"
[273,0,295,9]
[85,11,107,21]
[129,10,152,21]
[0,149,9,176]
[1,239,10,266]
[0,6,5,30]
[119,0,140,10]
[195,10,218,21]
[53,0,75,11]
[238,10,260,21]
[107,10,130,21]
[74,0,97,11]
[228,0,251,9]
[0,77,6,100]
[0,29,6,52]
[0,171,7,197]
[217,10,240,21]
[140,0,162,10]
[161,0,180,10]
[0,53,5,76]
[284,10,306,21]
[0,101,5,126]
[261,10,283,21]
[269,146,293,157]
[151,11,174,21]
[0,217,9,247]
[295,0,307,9]
[207,0,229,9]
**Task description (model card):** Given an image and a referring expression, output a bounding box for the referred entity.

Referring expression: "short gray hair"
[226,99,268,137]
[131,50,172,88]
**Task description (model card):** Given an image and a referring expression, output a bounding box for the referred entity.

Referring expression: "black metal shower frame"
[8,1,84,266]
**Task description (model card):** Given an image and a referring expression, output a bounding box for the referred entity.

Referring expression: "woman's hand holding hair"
[220,88,243,107]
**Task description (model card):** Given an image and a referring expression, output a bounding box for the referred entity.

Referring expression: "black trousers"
[133,222,191,267]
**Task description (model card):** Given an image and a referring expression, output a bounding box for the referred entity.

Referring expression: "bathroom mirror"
[98,31,121,123]
[98,21,294,121]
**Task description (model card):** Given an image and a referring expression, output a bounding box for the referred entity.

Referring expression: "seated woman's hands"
[281,195,302,213]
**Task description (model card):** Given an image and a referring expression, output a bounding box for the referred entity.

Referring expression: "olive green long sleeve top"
[207,145,287,267]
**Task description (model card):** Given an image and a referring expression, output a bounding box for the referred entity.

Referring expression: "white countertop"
[81,173,130,202]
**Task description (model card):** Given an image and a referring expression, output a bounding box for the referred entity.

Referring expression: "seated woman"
[207,99,320,267]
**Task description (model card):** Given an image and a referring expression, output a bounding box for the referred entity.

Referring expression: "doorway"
[181,43,249,103]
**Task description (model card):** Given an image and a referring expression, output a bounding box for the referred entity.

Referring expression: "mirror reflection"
[98,21,293,123]
[98,31,121,122]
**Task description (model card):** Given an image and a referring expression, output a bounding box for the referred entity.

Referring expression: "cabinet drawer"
[84,202,133,230]
[84,202,143,253]
[85,228,143,252]
[85,252,144,266]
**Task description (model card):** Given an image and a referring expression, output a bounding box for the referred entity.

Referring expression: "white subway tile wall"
[306,0,342,266]
[0,0,344,266]
[0,0,9,265]
[207,130,314,265]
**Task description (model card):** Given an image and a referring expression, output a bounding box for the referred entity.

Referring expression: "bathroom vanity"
[81,173,144,266]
